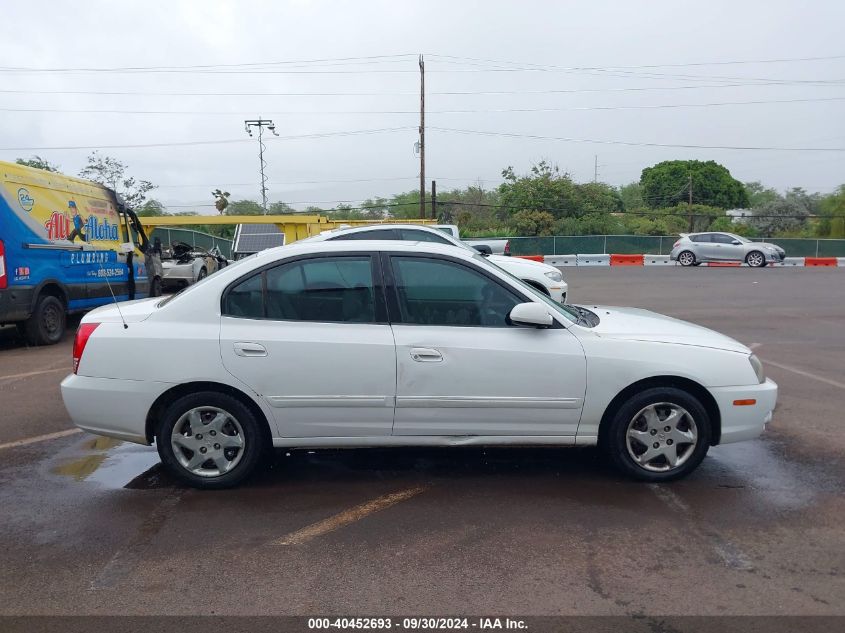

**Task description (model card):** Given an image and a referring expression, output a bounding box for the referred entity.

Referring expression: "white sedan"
[61,240,777,489]
[303,224,568,303]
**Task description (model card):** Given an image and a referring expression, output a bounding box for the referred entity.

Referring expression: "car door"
[219,253,397,438]
[712,233,745,261]
[385,253,586,436]
[691,233,716,260]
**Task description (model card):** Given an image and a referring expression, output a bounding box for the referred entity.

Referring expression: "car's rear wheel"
[677,250,696,267]
[746,251,765,267]
[156,391,267,489]
[22,294,66,346]
[603,387,711,482]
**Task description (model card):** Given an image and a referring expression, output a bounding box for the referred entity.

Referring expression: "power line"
[431,127,845,152]
[3,96,843,116]
[0,127,414,152]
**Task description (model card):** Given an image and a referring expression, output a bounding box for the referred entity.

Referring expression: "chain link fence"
[508,235,845,257]
[150,228,233,259]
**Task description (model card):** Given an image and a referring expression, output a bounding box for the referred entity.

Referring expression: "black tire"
[22,294,66,346]
[155,391,268,489]
[149,276,163,298]
[745,250,766,267]
[602,387,711,482]
[691,262,702,267]
[196,267,207,282]
[677,250,696,267]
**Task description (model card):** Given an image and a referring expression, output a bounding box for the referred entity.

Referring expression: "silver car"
[670,232,786,267]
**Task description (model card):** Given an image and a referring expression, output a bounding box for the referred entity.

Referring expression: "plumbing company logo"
[17,188,34,212]
[45,201,119,242]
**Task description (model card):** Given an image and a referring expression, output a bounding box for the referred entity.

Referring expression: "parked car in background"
[62,240,777,489]
[433,224,510,255]
[305,224,567,302]
[671,232,786,267]
[161,242,221,289]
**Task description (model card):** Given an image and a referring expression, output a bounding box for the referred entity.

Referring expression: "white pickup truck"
[433,224,511,256]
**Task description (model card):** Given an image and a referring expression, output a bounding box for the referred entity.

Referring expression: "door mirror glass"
[731,239,742,245]
[509,303,553,328]
[473,244,492,256]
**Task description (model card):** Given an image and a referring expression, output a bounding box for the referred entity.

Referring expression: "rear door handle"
[410,347,443,362]
[234,342,267,357]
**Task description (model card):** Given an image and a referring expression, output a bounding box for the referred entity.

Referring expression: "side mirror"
[509,303,553,328]
[731,240,741,245]
[473,244,492,256]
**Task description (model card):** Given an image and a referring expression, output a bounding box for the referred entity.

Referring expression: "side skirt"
[271,435,598,449]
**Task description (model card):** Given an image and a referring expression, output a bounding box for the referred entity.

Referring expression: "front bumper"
[709,378,778,444]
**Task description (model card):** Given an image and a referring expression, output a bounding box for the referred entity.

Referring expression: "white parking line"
[277,485,429,545]
[763,360,845,390]
[0,367,69,381]
[0,428,82,451]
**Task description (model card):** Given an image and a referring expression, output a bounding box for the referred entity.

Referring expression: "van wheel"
[156,391,267,489]
[23,295,66,346]
[603,387,711,482]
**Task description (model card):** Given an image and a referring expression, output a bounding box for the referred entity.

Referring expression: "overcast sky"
[1,0,843,213]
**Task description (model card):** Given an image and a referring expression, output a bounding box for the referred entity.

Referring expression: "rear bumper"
[709,378,778,444]
[61,374,175,445]
[0,286,34,324]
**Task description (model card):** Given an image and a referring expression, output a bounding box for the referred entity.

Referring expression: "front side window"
[390,256,522,327]
[712,233,736,244]
[223,256,377,323]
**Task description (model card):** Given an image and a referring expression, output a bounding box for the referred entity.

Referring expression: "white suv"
[305,224,568,303]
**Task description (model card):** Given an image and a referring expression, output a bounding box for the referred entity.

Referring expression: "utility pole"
[687,172,694,232]
[244,117,279,214]
[419,54,425,219]
[431,180,437,220]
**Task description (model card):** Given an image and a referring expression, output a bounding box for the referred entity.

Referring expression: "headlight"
[749,354,765,384]
[544,270,563,282]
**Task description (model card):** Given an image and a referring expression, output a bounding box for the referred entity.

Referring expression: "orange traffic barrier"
[804,257,837,267]
[516,255,545,262]
[707,262,741,267]
[609,254,644,266]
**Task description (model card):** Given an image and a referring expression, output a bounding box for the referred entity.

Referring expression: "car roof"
[308,224,449,240]
[254,238,474,261]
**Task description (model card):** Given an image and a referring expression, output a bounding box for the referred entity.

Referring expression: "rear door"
[219,253,397,438]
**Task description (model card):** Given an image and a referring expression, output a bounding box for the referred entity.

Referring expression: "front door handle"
[234,341,267,357]
[410,347,443,362]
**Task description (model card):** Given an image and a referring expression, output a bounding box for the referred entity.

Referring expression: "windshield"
[475,255,579,324]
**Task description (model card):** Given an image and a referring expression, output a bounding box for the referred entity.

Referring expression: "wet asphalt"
[0,267,843,616]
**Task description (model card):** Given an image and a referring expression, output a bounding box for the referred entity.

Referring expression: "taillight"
[504,240,511,256]
[673,241,681,248]
[0,239,7,290]
[73,323,100,374]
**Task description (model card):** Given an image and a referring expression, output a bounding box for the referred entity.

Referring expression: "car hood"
[83,297,162,324]
[489,254,556,273]
[582,305,750,353]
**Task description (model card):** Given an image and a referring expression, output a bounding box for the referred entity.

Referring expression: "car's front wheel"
[156,391,267,489]
[603,387,711,482]
[746,251,766,267]
[677,250,696,266]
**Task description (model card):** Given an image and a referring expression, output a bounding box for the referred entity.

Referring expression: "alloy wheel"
[747,252,764,267]
[678,251,695,266]
[625,402,698,472]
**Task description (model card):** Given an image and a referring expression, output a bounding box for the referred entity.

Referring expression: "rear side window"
[690,234,711,243]
[223,256,378,323]
[398,228,452,244]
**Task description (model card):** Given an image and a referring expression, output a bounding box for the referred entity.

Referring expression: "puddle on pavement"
[52,436,164,489]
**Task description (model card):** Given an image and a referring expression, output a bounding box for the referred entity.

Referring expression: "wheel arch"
[29,279,68,312]
[598,375,722,446]
[145,380,273,446]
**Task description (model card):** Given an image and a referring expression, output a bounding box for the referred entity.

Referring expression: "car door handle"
[233,342,267,357]
[410,347,443,362]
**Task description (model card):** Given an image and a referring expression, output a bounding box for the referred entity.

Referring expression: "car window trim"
[220,251,388,325]
[380,251,563,329]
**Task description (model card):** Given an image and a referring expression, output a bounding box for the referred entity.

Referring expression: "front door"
[385,254,586,436]
[219,254,396,438]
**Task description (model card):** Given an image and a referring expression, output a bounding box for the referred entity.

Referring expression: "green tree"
[511,210,556,236]
[640,160,749,210]
[816,185,845,238]
[744,181,780,208]
[136,199,167,217]
[268,201,296,214]
[225,200,265,216]
[576,182,623,214]
[212,189,230,214]
[78,151,155,209]
[499,161,582,219]
[749,198,809,236]
[16,155,60,172]
[619,182,644,210]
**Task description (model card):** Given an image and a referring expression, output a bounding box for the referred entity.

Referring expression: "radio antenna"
[99,260,129,329]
